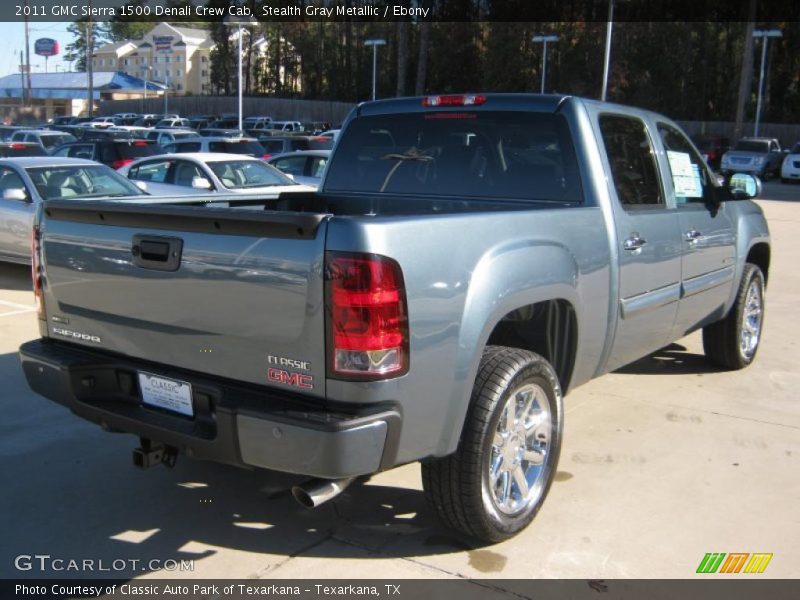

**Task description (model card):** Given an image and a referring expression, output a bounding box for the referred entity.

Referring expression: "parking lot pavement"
[0,183,798,582]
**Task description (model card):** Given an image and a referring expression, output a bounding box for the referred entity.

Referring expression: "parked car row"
[118,153,315,196]
[683,134,799,183]
[0,147,323,264]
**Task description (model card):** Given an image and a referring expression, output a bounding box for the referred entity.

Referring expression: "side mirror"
[285,173,295,181]
[726,173,761,201]
[192,176,212,190]
[2,188,28,201]
[133,180,148,192]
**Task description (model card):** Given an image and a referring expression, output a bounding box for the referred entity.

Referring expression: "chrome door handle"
[623,234,647,251]
[685,229,703,243]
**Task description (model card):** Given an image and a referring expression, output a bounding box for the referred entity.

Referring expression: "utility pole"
[24,0,32,107]
[87,0,94,117]
[19,51,25,109]
[733,1,757,141]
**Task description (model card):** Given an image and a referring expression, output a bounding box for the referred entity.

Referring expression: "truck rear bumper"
[19,339,400,479]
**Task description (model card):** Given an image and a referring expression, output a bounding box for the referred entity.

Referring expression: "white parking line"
[0,300,35,311]
[0,299,36,317]
[0,308,36,318]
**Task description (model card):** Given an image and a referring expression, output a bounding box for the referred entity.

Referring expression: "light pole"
[532,35,559,94]
[601,0,614,101]
[752,29,782,137]
[224,14,258,132]
[164,72,169,115]
[142,65,151,114]
[364,38,386,101]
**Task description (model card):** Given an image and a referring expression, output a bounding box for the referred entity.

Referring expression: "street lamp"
[164,72,169,115]
[531,35,559,94]
[364,38,386,101]
[142,64,152,113]
[601,0,615,101]
[752,29,782,137]
[224,13,259,132]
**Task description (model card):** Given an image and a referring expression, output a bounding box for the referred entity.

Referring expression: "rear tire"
[422,346,563,543]
[702,263,765,369]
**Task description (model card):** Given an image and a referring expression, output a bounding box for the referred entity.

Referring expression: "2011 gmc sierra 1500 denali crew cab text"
[19,94,770,542]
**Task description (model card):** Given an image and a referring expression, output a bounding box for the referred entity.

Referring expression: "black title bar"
[4,0,800,23]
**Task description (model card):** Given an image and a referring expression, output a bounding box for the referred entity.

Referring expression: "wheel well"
[746,243,770,286]
[486,299,578,393]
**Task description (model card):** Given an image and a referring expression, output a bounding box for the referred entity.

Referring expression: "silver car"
[0,157,146,264]
[146,129,201,146]
[10,130,77,154]
[118,153,315,196]
[267,150,330,187]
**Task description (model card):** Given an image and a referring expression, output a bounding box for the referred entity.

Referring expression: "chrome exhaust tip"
[291,477,356,508]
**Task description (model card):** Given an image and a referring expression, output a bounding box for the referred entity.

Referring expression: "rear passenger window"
[599,115,663,208]
[67,144,95,160]
[273,156,306,176]
[263,140,284,153]
[129,160,172,183]
[657,123,713,205]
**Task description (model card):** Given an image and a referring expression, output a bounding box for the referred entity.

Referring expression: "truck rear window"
[208,141,266,156]
[116,141,162,159]
[325,112,582,202]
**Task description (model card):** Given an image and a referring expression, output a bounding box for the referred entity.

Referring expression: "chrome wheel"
[740,278,763,360]
[489,383,552,515]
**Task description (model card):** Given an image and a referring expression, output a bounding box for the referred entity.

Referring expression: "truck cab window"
[599,115,663,208]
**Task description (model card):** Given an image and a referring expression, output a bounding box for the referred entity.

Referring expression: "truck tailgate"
[39,201,329,398]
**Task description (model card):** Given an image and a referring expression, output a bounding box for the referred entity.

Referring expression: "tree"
[415,21,430,94]
[64,21,107,72]
[396,21,409,96]
[101,0,152,43]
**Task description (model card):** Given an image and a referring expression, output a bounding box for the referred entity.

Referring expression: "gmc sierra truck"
[20,94,770,542]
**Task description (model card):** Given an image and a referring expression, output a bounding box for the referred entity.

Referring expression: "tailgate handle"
[132,235,183,271]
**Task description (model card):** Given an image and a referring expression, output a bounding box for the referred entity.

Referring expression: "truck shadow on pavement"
[0,350,486,579]
[0,263,32,292]
[615,343,722,376]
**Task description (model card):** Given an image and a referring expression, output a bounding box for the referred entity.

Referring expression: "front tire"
[702,263,765,369]
[422,347,563,543]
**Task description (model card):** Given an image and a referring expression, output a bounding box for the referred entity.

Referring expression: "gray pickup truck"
[20,94,770,543]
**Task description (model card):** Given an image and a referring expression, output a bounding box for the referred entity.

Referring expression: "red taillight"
[326,252,409,380]
[422,94,486,107]
[262,153,272,160]
[133,141,148,147]
[31,226,45,321]
[10,143,27,149]
[112,158,134,170]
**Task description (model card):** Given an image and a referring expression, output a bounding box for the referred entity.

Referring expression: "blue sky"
[0,22,76,76]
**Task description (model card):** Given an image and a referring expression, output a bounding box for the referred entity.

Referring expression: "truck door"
[596,114,683,371]
[655,122,736,337]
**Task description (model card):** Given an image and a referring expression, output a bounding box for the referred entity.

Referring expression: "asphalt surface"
[1,183,798,582]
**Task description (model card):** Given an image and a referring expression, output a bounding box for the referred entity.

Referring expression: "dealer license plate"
[138,372,194,417]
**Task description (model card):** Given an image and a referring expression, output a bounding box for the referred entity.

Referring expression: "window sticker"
[667,150,703,198]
